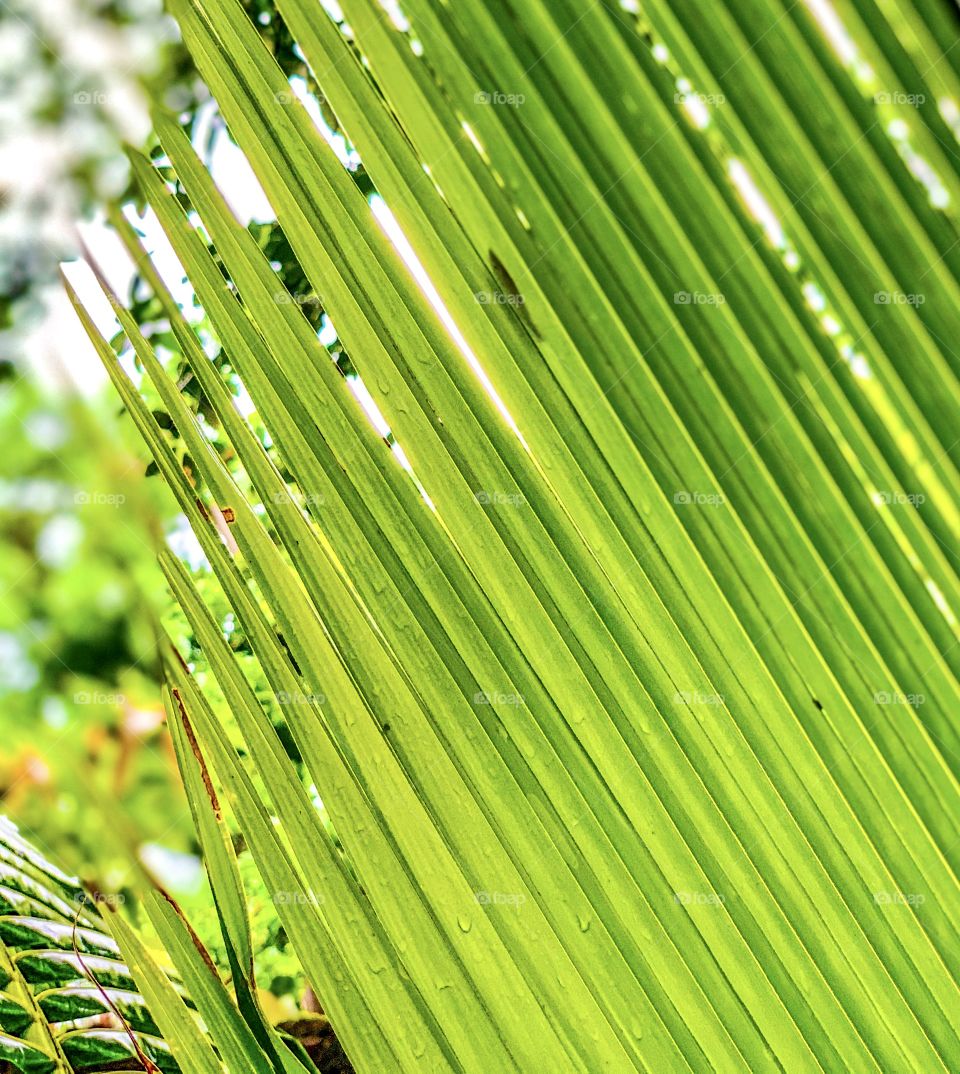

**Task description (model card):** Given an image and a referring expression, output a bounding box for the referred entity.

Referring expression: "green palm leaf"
[69,0,960,1070]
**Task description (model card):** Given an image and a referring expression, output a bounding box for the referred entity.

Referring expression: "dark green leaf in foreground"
[0,817,182,1073]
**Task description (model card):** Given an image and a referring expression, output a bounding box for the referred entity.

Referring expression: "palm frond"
[69,0,960,1071]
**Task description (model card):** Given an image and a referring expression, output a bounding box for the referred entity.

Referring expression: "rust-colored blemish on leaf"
[156,887,222,981]
[170,646,190,675]
[171,687,222,821]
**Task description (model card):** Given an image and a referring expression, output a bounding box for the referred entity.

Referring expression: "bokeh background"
[0,0,345,1013]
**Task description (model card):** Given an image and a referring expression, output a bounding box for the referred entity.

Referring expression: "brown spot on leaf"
[171,688,222,821]
[156,887,222,980]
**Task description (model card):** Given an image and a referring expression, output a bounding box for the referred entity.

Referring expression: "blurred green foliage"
[0,368,178,875]
[0,0,350,1010]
